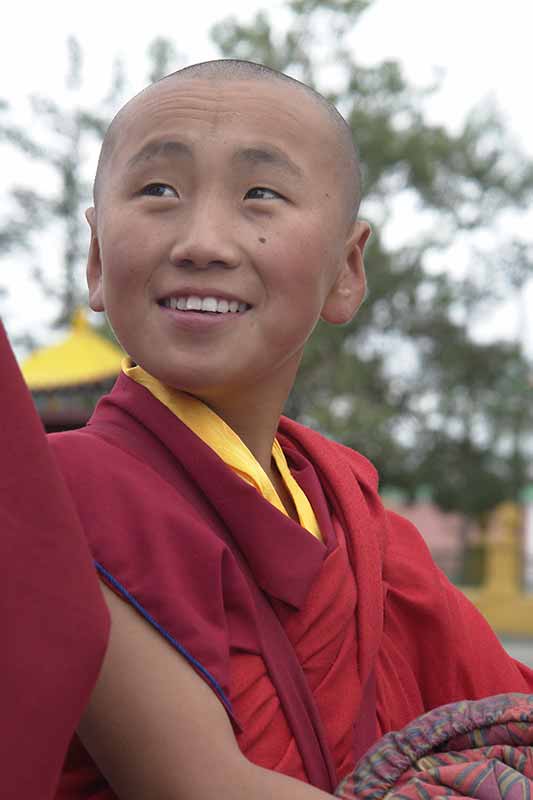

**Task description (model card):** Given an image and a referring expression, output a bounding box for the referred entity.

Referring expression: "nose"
[169,196,241,270]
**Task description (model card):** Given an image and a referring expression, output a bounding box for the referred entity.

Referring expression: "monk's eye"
[142,183,179,198]
[245,186,282,201]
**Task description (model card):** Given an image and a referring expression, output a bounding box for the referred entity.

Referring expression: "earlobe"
[85,207,105,313]
[321,220,371,325]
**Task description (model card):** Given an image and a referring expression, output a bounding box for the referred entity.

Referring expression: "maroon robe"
[0,322,109,798]
[49,372,533,798]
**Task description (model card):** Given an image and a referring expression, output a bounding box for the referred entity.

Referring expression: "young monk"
[48,59,533,799]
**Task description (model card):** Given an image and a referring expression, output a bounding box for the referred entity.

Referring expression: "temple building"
[21,310,123,433]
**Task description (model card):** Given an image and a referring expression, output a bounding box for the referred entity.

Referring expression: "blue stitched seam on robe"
[94,561,234,715]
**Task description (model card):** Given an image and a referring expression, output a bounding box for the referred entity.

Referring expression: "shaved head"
[93,59,362,219]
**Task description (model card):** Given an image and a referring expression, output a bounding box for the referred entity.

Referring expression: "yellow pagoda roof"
[21,309,124,391]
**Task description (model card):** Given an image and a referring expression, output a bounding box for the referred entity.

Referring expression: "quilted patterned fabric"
[336,693,533,799]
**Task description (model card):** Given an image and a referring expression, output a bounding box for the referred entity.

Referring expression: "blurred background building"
[20,309,123,432]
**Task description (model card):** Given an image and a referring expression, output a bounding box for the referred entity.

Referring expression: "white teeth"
[186,296,202,311]
[202,297,218,312]
[164,295,248,313]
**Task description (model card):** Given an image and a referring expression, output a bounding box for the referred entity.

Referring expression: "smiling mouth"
[160,295,250,314]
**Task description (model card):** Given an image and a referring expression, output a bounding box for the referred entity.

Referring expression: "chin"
[153,368,227,397]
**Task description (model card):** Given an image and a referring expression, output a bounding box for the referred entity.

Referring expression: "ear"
[85,207,105,312]
[321,220,371,325]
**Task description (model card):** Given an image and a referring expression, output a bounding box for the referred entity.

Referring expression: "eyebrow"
[126,139,192,170]
[125,138,304,181]
[232,146,303,180]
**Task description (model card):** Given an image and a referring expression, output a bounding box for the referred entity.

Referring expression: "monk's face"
[86,77,367,406]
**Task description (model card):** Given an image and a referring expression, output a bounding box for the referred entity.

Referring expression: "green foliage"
[146,38,180,83]
[212,0,533,516]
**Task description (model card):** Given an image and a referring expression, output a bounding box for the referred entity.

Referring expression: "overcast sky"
[2,0,529,144]
[1,0,532,349]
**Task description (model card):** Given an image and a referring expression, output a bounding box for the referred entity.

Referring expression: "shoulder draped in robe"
[49,372,533,798]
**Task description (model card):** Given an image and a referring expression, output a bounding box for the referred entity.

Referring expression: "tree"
[0,36,179,344]
[211,0,533,515]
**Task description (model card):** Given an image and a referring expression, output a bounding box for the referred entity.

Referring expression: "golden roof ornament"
[21,308,123,391]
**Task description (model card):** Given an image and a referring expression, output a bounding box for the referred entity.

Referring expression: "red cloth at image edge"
[0,322,110,799]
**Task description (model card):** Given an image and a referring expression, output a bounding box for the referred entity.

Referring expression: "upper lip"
[158,288,250,305]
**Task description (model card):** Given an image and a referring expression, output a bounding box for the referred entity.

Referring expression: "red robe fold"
[49,373,533,798]
[0,322,109,799]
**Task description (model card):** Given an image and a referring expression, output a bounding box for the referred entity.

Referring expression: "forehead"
[110,77,344,179]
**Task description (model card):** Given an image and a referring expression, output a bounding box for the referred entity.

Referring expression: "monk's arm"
[78,583,334,800]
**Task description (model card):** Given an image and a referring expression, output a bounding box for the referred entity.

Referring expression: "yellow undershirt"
[124,359,322,540]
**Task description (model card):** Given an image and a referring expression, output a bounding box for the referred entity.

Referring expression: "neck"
[206,393,285,476]
[205,387,301,522]
[195,371,297,477]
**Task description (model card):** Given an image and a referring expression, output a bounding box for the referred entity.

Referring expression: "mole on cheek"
[258,237,266,244]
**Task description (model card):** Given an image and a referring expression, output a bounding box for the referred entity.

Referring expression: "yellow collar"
[123,359,321,540]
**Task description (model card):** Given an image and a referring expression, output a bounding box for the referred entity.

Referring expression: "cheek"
[101,236,152,295]
[269,230,336,303]
[101,209,154,266]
